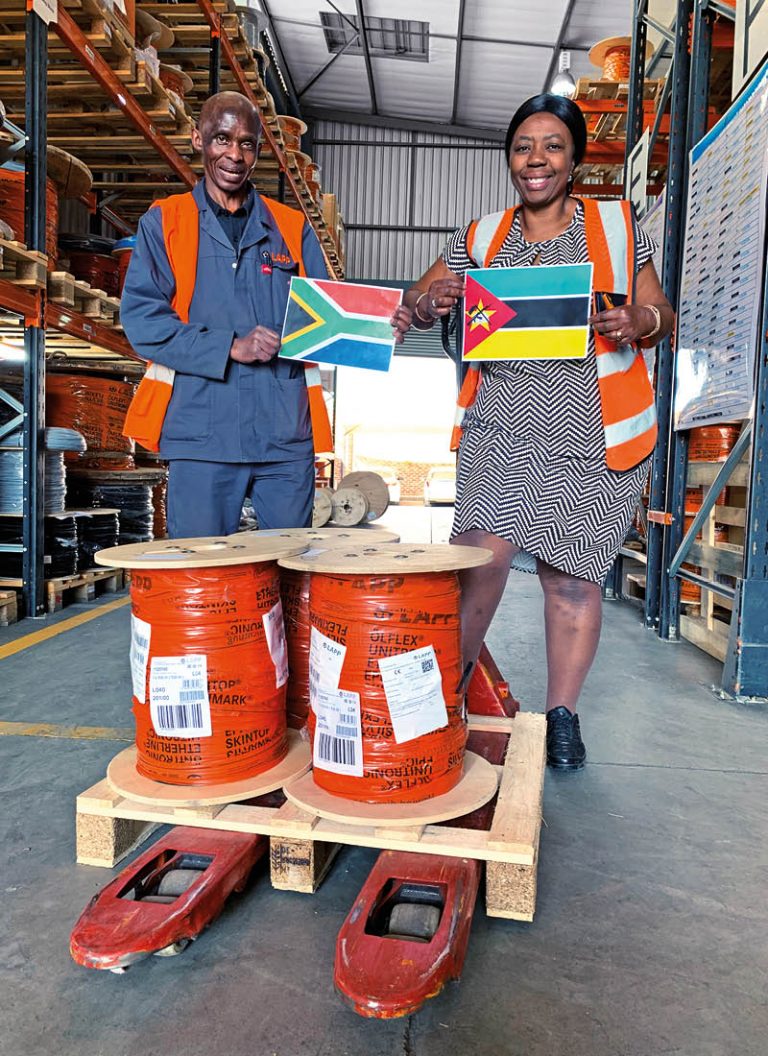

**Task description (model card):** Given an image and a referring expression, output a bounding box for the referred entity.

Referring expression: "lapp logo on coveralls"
[261,250,295,274]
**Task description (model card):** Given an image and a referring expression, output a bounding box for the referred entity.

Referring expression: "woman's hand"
[589,304,658,345]
[424,276,466,319]
[390,305,413,344]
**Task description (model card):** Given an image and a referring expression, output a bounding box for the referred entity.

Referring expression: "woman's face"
[508,111,576,207]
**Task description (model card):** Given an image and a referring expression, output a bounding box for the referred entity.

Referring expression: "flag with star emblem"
[279,278,402,372]
[462,263,593,361]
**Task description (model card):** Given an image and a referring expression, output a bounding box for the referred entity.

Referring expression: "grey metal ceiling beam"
[302,105,506,141]
[258,0,302,116]
[271,16,591,52]
[297,33,359,98]
[450,0,467,124]
[354,0,378,115]
[542,0,579,93]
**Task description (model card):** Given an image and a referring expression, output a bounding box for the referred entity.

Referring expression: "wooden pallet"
[75,712,546,921]
[48,271,121,325]
[0,588,18,627]
[0,566,126,614]
[0,238,48,289]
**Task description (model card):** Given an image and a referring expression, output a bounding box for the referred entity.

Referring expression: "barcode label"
[319,733,357,767]
[154,701,204,732]
[130,614,152,704]
[149,654,212,738]
[313,687,363,777]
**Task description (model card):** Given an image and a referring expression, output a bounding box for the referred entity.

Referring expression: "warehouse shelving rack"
[3,0,342,618]
[621,0,768,697]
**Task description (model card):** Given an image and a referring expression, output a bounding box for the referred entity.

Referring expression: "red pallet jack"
[334,644,518,1018]
[70,828,268,973]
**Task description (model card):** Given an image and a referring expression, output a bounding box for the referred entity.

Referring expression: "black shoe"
[546,706,586,771]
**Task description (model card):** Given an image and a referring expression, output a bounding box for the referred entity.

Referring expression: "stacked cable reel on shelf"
[313,471,392,528]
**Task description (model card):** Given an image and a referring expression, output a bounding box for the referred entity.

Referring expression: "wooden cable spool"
[589,36,651,80]
[312,487,333,528]
[330,471,391,528]
[244,526,401,731]
[279,543,497,817]
[95,535,312,804]
[331,487,370,527]
[276,115,308,153]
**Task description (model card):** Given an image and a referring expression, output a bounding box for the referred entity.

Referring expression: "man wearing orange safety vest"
[121,92,411,537]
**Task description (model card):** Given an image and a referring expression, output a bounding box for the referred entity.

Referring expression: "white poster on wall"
[673,57,768,430]
[734,0,768,99]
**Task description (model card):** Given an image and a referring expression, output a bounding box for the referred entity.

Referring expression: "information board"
[674,57,768,429]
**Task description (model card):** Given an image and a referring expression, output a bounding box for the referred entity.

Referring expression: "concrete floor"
[2,513,768,1056]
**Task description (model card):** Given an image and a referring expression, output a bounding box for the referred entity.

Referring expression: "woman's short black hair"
[504,94,587,166]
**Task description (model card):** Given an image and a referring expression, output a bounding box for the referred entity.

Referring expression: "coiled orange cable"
[280,568,312,731]
[130,563,288,785]
[307,570,466,803]
[602,45,632,81]
[46,374,135,459]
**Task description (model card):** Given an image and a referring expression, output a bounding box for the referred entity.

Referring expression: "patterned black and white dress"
[443,200,657,584]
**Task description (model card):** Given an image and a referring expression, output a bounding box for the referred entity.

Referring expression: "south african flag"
[463,263,593,361]
[279,278,402,372]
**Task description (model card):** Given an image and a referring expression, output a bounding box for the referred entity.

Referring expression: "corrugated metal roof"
[259,0,636,133]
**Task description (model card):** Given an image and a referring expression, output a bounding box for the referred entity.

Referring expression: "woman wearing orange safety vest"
[406,94,674,771]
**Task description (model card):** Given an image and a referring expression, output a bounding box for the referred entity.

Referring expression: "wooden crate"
[0,588,18,627]
[75,712,546,921]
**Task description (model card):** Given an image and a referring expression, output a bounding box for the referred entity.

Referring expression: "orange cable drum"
[46,374,135,458]
[688,425,740,462]
[130,563,289,785]
[0,169,58,265]
[602,45,632,81]
[307,570,466,804]
[281,566,312,731]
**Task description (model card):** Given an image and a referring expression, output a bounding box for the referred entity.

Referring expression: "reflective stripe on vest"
[123,191,334,455]
[452,196,656,470]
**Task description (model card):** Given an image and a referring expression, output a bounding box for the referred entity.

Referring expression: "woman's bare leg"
[537,559,602,714]
[451,529,520,680]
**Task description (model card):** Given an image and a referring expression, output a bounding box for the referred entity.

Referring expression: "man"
[121,92,410,537]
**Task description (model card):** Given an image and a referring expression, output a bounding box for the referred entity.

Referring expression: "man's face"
[191,108,260,197]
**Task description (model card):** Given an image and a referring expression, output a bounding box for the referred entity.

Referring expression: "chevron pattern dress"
[443,201,657,583]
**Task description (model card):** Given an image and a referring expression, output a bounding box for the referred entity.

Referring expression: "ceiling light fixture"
[550,50,577,98]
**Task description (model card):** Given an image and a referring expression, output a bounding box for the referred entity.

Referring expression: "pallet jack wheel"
[386,902,441,942]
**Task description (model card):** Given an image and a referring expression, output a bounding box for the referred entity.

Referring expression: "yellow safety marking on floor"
[0,721,132,741]
[0,595,130,661]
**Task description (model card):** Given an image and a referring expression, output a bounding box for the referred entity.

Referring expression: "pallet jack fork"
[70,828,267,972]
[334,643,516,1017]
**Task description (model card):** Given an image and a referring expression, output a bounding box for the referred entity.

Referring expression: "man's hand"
[230,326,281,363]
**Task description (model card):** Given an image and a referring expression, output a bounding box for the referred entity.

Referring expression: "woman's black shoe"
[546,706,586,771]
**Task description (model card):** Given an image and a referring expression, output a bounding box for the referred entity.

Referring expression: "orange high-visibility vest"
[452,197,657,472]
[123,191,334,455]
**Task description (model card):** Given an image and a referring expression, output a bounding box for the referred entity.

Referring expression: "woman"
[406,94,674,771]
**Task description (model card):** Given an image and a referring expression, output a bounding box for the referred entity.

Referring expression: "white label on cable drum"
[130,614,152,704]
[313,687,363,776]
[378,645,448,744]
[263,600,289,688]
[309,627,347,711]
[149,654,212,739]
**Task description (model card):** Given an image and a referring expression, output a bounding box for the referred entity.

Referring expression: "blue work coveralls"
[120,180,329,537]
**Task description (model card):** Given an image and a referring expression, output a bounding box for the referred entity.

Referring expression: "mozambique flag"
[462,263,593,361]
[280,278,402,372]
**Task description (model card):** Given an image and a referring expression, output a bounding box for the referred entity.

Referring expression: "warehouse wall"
[312,120,514,282]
